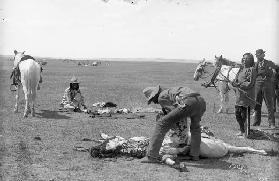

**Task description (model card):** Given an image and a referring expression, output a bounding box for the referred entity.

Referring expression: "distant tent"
[92,62,98,66]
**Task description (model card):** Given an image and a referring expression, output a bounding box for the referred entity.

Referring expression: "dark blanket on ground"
[247,129,279,142]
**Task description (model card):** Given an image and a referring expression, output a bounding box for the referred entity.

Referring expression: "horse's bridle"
[198,65,216,80]
[196,63,220,91]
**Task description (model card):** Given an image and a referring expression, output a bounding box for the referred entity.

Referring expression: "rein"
[198,64,216,80]
[200,70,215,80]
[199,65,221,91]
[218,69,260,105]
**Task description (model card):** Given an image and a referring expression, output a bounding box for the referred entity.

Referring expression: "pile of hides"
[89,102,147,119]
[91,101,134,117]
[131,107,162,113]
[92,101,117,108]
[89,133,149,159]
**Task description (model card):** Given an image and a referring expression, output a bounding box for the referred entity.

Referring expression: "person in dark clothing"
[141,85,206,162]
[231,53,256,137]
[253,49,277,129]
[274,66,279,112]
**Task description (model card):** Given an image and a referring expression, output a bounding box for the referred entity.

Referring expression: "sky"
[0,0,278,63]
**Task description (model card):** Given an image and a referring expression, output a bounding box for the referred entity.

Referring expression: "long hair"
[242,53,254,67]
[70,83,79,90]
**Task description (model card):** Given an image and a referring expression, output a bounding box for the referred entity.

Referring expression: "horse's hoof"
[14,109,18,113]
[216,110,222,114]
[23,114,28,118]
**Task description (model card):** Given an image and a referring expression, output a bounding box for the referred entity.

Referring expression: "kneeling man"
[60,76,87,112]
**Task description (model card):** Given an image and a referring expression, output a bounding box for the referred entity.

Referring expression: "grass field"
[0,56,278,181]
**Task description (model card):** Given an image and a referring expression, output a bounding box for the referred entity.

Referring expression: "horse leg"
[217,92,225,113]
[225,143,267,155]
[31,91,36,117]
[23,92,30,118]
[217,82,230,114]
[14,87,20,113]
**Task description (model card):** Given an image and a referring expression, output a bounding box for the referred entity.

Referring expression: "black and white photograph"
[0,0,278,180]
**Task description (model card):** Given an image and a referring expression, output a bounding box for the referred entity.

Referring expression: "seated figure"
[60,76,87,112]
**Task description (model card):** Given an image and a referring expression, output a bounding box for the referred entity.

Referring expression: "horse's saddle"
[10,55,42,84]
[20,55,35,62]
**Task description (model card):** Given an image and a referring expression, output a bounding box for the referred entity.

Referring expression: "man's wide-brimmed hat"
[255,49,265,55]
[143,85,160,104]
[70,76,79,83]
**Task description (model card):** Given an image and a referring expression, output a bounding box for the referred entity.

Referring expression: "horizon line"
[0,54,203,63]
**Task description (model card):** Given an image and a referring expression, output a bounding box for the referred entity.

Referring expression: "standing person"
[231,53,256,137]
[273,66,279,112]
[253,49,277,128]
[142,85,206,162]
[60,76,87,112]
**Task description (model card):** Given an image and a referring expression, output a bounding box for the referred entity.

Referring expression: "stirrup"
[10,84,18,91]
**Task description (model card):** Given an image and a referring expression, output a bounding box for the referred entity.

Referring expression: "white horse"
[13,50,41,117]
[193,56,241,113]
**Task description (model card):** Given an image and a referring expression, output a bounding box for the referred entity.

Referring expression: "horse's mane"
[215,56,240,67]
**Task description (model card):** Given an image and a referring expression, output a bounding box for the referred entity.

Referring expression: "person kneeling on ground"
[142,85,206,162]
[60,76,87,112]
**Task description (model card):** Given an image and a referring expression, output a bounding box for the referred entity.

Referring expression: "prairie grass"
[0,56,278,181]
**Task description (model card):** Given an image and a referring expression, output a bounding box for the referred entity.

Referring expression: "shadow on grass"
[36,110,71,119]
[181,158,233,170]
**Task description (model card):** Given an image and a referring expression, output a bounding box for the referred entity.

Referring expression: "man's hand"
[156,112,165,121]
[231,81,240,87]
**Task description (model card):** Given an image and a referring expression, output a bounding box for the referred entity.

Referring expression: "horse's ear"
[22,51,25,54]
[215,55,217,58]
[14,50,18,55]
[220,55,223,59]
